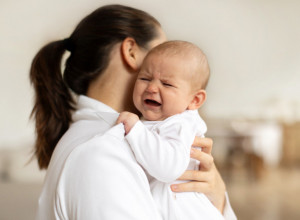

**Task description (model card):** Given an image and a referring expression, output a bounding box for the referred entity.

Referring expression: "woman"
[30,4,235,220]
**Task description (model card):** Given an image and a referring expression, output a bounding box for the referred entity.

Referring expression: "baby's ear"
[187,90,207,110]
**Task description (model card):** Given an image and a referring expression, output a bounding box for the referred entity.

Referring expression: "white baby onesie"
[126,110,224,220]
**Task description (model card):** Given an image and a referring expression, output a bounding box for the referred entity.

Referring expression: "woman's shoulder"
[66,124,131,163]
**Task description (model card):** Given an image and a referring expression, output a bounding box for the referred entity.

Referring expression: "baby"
[117,41,224,219]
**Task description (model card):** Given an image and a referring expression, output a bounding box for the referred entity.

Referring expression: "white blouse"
[36,95,236,220]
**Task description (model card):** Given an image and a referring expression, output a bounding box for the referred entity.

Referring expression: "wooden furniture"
[281,122,300,166]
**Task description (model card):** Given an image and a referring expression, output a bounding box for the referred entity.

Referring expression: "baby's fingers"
[116,111,129,124]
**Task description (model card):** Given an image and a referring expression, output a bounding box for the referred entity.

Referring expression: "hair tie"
[63,38,73,52]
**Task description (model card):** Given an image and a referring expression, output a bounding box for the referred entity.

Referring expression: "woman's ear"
[187,90,207,110]
[121,37,144,72]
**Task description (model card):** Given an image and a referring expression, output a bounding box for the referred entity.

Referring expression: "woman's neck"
[86,67,137,113]
[86,43,140,114]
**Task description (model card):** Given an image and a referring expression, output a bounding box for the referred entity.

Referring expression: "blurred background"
[0,0,299,219]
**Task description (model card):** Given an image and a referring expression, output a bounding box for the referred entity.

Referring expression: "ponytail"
[30,4,161,169]
[30,40,74,169]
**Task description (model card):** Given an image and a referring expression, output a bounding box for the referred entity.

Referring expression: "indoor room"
[1,0,299,219]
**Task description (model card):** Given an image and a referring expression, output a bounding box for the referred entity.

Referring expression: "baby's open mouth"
[144,99,161,106]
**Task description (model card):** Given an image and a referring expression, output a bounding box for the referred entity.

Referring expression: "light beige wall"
[1,0,299,148]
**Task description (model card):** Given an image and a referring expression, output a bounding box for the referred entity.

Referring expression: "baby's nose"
[146,82,159,93]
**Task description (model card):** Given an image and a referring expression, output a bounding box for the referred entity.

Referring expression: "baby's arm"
[117,111,190,182]
[116,111,140,135]
[126,112,201,183]
[125,121,192,183]
[117,111,203,183]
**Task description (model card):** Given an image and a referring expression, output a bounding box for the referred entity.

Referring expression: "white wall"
[1,0,300,149]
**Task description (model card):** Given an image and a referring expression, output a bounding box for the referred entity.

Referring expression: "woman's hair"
[30,4,161,169]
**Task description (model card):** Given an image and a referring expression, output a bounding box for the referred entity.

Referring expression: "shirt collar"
[72,95,119,125]
[76,95,117,113]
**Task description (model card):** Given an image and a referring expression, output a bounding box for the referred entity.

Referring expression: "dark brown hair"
[30,4,160,169]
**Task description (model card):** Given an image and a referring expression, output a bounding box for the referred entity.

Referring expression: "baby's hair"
[146,40,210,90]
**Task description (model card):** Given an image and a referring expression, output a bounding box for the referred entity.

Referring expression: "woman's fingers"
[190,148,214,171]
[170,181,209,193]
[177,170,208,181]
[193,137,213,154]
[177,136,227,213]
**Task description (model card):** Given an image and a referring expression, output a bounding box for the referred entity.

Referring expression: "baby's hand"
[116,111,139,135]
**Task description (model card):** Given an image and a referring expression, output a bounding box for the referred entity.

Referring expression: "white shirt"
[36,96,236,220]
[36,95,162,220]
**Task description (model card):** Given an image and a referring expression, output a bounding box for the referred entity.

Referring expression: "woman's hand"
[170,137,226,214]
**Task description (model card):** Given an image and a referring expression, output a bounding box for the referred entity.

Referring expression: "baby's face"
[133,53,196,121]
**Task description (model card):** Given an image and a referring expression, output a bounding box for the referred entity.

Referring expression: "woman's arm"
[170,137,237,219]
